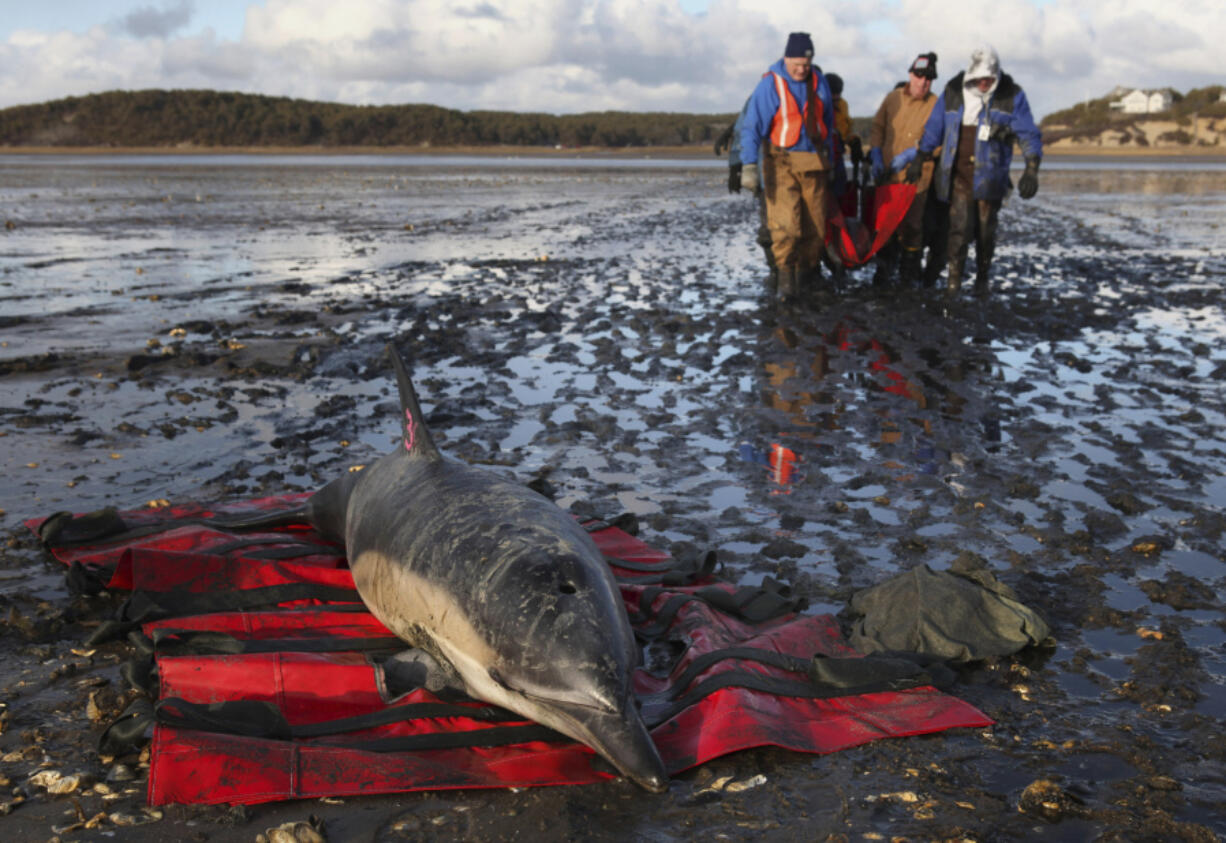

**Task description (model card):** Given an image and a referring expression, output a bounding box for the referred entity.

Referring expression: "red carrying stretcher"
[829,181,918,268]
[28,495,991,805]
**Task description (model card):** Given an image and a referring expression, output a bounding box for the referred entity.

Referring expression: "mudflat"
[1,157,1224,840]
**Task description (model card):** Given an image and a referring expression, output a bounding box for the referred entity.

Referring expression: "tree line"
[0,89,737,149]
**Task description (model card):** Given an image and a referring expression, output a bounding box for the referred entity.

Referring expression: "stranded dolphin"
[301,345,668,792]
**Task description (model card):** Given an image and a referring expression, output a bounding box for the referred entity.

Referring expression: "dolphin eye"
[558,582,577,595]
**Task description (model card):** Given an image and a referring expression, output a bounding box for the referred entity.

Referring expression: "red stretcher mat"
[28,496,991,805]
[828,182,918,268]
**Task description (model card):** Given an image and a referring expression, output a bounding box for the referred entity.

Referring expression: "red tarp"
[27,497,991,804]
[828,183,918,268]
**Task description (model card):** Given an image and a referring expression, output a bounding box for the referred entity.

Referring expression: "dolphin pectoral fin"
[207,505,312,531]
[380,648,468,700]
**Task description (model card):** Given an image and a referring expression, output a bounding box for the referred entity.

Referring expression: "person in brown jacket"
[868,52,944,287]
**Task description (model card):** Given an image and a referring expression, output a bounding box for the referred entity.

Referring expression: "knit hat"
[784,32,814,59]
[909,52,937,80]
[826,73,844,97]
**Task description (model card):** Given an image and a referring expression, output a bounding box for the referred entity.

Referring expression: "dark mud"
[1,156,1224,840]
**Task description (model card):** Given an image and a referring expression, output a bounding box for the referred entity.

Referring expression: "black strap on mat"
[638,652,943,728]
[86,583,363,647]
[40,506,325,552]
[151,697,565,751]
[629,578,805,639]
[147,629,403,656]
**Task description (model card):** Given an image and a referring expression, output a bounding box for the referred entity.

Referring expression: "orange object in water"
[769,443,798,485]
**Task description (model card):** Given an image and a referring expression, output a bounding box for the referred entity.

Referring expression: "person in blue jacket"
[907,44,1042,297]
[738,31,837,306]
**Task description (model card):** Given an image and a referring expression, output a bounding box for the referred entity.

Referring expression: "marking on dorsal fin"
[387,343,440,459]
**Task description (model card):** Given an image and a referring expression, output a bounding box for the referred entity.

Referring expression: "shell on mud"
[867,790,919,804]
[109,807,163,826]
[107,763,136,783]
[696,773,767,795]
[256,819,327,843]
[29,770,92,795]
[1018,779,1083,821]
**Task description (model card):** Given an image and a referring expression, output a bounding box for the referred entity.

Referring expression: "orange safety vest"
[767,71,827,148]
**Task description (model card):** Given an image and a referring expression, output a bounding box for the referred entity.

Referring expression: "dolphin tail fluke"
[386,343,441,460]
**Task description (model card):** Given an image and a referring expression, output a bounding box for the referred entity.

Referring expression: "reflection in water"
[751,313,1005,491]
[739,441,800,494]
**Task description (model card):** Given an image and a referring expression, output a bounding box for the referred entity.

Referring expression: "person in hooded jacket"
[739,31,837,306]
[907,45,1042,297]
[868,51,943,288]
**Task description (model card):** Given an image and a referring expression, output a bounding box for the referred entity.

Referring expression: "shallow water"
[1,156,1225,839]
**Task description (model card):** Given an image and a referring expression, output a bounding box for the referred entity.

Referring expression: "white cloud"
[0,0,1222,119]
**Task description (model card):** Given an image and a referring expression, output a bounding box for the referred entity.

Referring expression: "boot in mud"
[872,242,897,288]
[921,258,942,288]
[800,261,827,301]
[777,265,801,309]
[945,259,963,301]
[973,248,993,297]
[899,249,922,288]
[973,266,990,297]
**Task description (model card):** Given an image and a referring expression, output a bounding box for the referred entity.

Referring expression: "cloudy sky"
[2,0,1222,120]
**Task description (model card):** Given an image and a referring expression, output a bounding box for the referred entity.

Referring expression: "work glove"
[1017,157,1040,199]
[869,148,884,183]
[741,162,759,194]
[890,148,917,174]
[713,123,735,157]
[848,136,864,167]
[728,163,742,194]
[904,150,929,184]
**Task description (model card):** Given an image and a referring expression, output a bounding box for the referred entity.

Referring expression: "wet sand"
[1,157,1224,840]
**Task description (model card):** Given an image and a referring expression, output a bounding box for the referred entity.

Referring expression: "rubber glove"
[1017,157,1040,199]
[904,151,929,184]
[741,162,759,193]
[848,136,864,167]
[890,148,917,173]
[869,148,884,183]
[728,163,742,194]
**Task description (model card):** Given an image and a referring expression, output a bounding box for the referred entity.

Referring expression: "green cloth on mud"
[848,559,1050,663]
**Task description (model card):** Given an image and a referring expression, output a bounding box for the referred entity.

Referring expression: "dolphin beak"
[485,667,668,791]
[569,700,669,793]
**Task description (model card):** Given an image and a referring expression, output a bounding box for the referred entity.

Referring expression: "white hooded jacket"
[961,45,1000,126]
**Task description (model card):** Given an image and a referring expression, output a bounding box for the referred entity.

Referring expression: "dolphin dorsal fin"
[388,344,441,460]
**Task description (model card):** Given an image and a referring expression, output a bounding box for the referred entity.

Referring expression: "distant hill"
[1041,85,1226,150]
[0,89,738,149]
